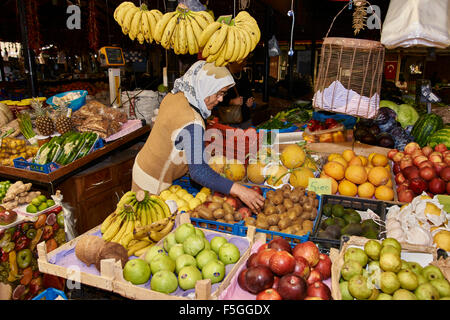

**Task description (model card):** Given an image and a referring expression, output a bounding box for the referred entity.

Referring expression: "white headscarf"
[171,60,235,119]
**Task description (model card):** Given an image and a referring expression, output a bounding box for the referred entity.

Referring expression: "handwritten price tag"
[307,178,332,195]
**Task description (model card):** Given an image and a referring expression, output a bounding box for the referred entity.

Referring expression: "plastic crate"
[190,217,244,235]
[46,90,88,111]
[32,288,68,300]
[311,194,387,250]
[172,175,202,197]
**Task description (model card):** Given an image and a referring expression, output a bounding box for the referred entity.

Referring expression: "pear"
[430,279,450,298]
[368,288,380,300]
[364,240,382,261]
[367,261,381,274]
[341,260,363,281]
[397,269,419,291]
[415,283,440,300]
[380,252,402,273]
[417,274,428,286]
[422,265,445,282]
[339,281,354,300]
[393,288,417,300]
[348,275,372,300]
[409,262,423,276]
[400,259,411,271]
[344,247,368,268]
[380,271,401,294]
[381,237,402,252]
[376,293,393,300]
[380,245,400,257]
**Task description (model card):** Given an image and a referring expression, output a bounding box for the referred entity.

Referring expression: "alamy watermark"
[366,5,382,31]
[66,5,81,30]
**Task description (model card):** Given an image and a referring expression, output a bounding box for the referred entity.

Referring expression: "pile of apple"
[388,142,450,203]
[237,238,333,300]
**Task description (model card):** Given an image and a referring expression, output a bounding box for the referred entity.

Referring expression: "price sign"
[307,178,332,195]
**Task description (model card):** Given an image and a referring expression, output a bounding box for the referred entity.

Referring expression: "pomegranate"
[269,251,296,276]
[245,266,274,294]
[440,166,450,182]
[402,166,420,180]
[409,178,428,195]
[306,281,332,300]
[268,237,292,253]
[419,166,437,181]
[277,274,307,300]
[398,189,415,203]
[292,241,320,267]
[256,288,282,300]
[314,253,332,280]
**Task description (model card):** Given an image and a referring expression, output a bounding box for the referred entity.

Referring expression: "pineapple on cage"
[31,99,55,137]
[54,105,74,135]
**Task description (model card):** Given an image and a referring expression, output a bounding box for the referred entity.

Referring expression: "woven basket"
[313,2,385,119]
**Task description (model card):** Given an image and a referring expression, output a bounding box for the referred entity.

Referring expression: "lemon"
[188,198,202,211]
[195,192,207,203]
[425,203,442,216]
[433,230,450,251]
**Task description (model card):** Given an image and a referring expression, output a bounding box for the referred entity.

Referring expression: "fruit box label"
[307,178,332,195]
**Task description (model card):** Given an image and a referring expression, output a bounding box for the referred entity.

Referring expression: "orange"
[332,156,348,169]
[358,182,375,198]
[289,167,315,188]
[368,152,377,164]
[338,180,358,197]
[328,153,342,162]
[323,161,345,181]
[320,173,338,194]
[358,155,368,166]
[368,166,390,186]
[375,185,394,201]
[372,154,389,167]
[345,165,368,185]
[385,179,393,188]
[348,156,363,166]
[364,166,371,175]
[342,149,356,163]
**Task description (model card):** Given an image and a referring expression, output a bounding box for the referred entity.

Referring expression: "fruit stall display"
[303,118,348,144]
[232,238,333,300]
[332,237,450,300]
[388,142,449,203]
[0,180,67,300]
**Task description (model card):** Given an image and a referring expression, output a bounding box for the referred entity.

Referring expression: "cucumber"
[76,133,99,160]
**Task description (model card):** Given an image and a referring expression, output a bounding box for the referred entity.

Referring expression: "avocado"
[343,212,362,225]
[322,203,333,217]
[363,227,379,239]
[317,230,332,240]
[332,204,345,217]
[321,217,335,230]
[341,223,363,236]
[325,224,342,240]
[334,217,347,228]
[361,219,379,232]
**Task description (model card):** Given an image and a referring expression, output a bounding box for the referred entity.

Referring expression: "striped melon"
[427,128,450,148]
[411,114,444,147]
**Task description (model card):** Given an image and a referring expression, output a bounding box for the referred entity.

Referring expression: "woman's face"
[204,85,233,110]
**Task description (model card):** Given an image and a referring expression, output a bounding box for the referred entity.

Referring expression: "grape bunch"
[0,181,11,202]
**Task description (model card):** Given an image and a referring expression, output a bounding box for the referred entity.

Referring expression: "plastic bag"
[381,0,450,49]
[268,35,281,57]
[121,90,165,125]
[51,190,77,240]
[178,0,205,11]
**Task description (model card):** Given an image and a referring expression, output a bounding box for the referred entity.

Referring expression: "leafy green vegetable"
[397,104,420,128]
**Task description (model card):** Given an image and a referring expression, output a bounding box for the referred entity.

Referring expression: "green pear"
[393,288,417,300]
[380,271,401,294]
[397,269,419,291]
[341,260,363,281]
[376,293,393,300]
[417,274,428,286]
[339,281,354,300]
[440,297,450,300]
[348,275,372,300]
[430,279,450,298]
[364,240,382,261]
[380,245,401,257]
[381,238,402,252]
[415,283,440,300]
[422,265,445,282]
[344,247,368,268]
[368,288,380,300]
[401,260,411,271]
[409,262,423,276]
[367,261,381,275]
[380,252,402,273]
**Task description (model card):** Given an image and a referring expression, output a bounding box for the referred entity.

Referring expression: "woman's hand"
[246,97,255,107]
[230,183,265,213]
[230,96,243,106]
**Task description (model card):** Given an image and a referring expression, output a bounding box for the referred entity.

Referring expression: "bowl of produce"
[46,90,88,111]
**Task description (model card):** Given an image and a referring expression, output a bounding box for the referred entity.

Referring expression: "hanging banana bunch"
[113,1,163,44]
[199,11,261,67]
[154,6,214,54]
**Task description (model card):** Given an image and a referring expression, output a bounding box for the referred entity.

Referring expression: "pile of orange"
[320,150,395,201]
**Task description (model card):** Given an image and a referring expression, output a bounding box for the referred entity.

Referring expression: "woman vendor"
[132,60,264,213]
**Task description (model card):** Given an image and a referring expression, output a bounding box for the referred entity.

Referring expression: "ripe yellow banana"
[141,10,152,43]
[214,42,228,67]
[236,29,247,62]
[151,202,165,221]
[129,10,142,40]
[209,24,228,56]
[154,11,178,43]
[240,29,252,61]
[187,15,202,45]
[160,14,179,49]
[206,40,225,63]
[149,220,175,242]
[178,16,188,55]
[127,240,153,257]
[190,11,210,30]
[120,218,136,247]
[150,9,163,20]
[101,211,118,234]
[111,215,130,243]
[122,7,139,34]
[194,10,214,25]
[199,21,221,48]
[135,243,155,258]
[114,2,134,23]
[137,203,146,226]
[185,18,197,55]
[102,211,125,241]
[201,30,218,57]
[229,28,241,62]
[149,195,172,218]
[173,23,180,54]
[224,27,236,61]
[146,11,158,41]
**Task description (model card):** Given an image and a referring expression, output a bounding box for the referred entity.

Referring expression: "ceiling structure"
[0,0,390,53]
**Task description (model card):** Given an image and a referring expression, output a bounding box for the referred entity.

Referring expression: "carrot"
[20,267,33,286]
[34,214,46,229]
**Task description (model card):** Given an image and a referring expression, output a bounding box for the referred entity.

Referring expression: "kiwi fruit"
[256,218,269,230]
[244,217,256,226]
[278,218,291,230]
[234,212,243,221]
[272,194,284,206]
[287,209,298,222]
[275,204,286,214]
[283,198,294,210]
[267,214,280,226]
[264,204,277,216]
[325,224,342,239]
[281,184,291,193]
[213,208,225,220]
[288,192,300,203]
[269,226,280,232]
[282,188,292,199]
[293,204,303,216]
[224,213,235,222]
[266,190,276,201]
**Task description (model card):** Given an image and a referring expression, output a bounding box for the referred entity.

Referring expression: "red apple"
[238,207,252,219]
[420,166,437,181]
[251,186,263,195]
[447,181,450,194]
[238,268,249,291]
[314,253,332,280]
[434,162,447,175]
[388,149,399,160]
[272,276,280,290]
[256,288,282,300]
[434,143,447,153]
[268,237,292,253]
[429,152,443,163]
[398,189,415,203]
[306,269,323,285]
[404,142,421,155]
[395,172,407,185]
[256,248,277,268]
[410,177,428,195]
[393,152,405,163]
[269,251,296,276]
[225,197,239,209]
[304,296,324,300]
[411,149,424,159]
[396,184,410,194]
[292,241,320,267]
[429,177,446,195]
[400,156,413,170]
[277,274,307,300]
[307,281,332,300]
[257,243,268,254]
[418,160,434,169]
[445,155,450,166]
[422,146,433,157]
[247,253,260,268]
[443,150,450,158]
[393,162,402,174]
[402,166,420,180]
[292,256,311,280]
[413,155,429,167]
[440,166,450,182]
[245,266,274,294]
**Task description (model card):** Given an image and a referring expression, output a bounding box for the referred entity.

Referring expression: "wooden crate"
[329,236,441,300]
[37,212,257,300]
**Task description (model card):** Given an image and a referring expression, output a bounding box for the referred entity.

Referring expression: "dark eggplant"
[368,124,381,136]
[358,118,374,127]
[353,127,369,141]
[375,107,397,125]
[378,117,397,133]
[376,133,395,148]
[360,133,377,145]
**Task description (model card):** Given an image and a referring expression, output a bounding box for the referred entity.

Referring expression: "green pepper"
[26,228,37,240]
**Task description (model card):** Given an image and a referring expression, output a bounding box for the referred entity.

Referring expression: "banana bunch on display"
[100,190,175,257]
[200,11,261,67]
[153,7,214,54]
[113,1,162,44]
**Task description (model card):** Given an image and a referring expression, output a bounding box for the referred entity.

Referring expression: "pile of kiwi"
[317,203,381,241]
[245,185,320,237]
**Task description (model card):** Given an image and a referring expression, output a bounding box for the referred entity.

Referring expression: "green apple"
[178,265,202,290]
[37,195,47,203]
[37,202,48,211]
[430,279,450,298]
[150,254,175,275]
[31,198,41,206]
[422,265,445,282]
[16,249,32,269]
[150,270,178,294]
[218,243,240,265]
[210,236,228,255]
[123,259,151,285]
